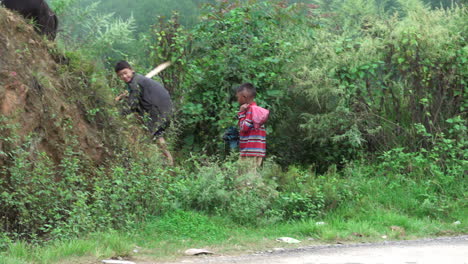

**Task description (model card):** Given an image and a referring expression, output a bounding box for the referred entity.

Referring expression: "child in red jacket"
[236,83,267,169]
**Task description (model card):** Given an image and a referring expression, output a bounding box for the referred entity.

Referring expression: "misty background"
[47,0,463,69]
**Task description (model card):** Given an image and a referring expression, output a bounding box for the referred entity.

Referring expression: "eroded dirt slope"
[0,7,107,166]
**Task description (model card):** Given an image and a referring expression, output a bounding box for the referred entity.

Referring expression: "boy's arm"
[122,83,143,115]
[238,108,254,132]
[114,90,129,102]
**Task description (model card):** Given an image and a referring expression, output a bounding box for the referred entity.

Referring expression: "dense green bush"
[0,124,170,244]
[51,0,467,169]
[1,116,465,246]
[143,0,466,169]
[51,0,139,66]
[274,1,467,168]
[167,0,313,154]
[165,158,278,224]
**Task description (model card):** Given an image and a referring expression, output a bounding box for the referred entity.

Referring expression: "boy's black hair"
[115,60,132,73]
[237,83,256,98]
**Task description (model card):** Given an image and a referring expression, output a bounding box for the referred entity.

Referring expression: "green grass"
[1,146,466,264]
[1,209,466,264]
[1,154,465,264]
[0,232,133,264]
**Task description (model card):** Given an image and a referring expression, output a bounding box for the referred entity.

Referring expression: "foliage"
[275,1,467,168]
[165,157,279,225]
[72,0,203,32]
[142,0,466,168]
[1,126,465,252]
[0,120,169,244]
[1,207,466,263]
[1,0,466,257]
[51,0,138,65]
[146,12,192,96]
[164,0,315,154]
[49,0,467,168]
[374,120,467,216]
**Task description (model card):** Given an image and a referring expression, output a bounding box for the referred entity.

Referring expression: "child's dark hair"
[115,60,132,72]
[237,83,256,98]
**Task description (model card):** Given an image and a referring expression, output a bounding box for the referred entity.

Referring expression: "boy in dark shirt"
[236,83,266,169]
[115,61,174,165]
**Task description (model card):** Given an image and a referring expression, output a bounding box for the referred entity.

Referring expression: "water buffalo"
[1,0,58,40]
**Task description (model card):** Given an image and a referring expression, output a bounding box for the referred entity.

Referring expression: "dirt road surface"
[153,236,467,264]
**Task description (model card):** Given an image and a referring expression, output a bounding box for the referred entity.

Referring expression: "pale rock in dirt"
[133,246,141,253]
[102,260,136,264]
[276,237,301,244]
[184,248,214,256]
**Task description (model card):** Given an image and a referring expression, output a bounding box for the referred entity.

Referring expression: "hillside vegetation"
[0,0,466,263]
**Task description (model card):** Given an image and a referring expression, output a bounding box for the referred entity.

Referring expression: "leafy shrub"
[273,192,325,220]
[52,0,138,64]
[275,2,467,168]
[144,210,230,243]
[163,0,313,154]
[0,117,172,242]
[341,118,467,219]
[166,159,278,224]
[263,164,355,220]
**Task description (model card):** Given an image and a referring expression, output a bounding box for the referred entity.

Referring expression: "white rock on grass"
[102,260,136,264]
[276,237,301,244]
[184,248,214,256]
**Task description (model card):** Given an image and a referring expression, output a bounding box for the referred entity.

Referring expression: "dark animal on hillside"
[2,0,58,40]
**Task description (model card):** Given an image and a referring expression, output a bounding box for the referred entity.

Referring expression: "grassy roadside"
[1,143,466,264]
[1,134,465,264]
[1,208,466,264]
